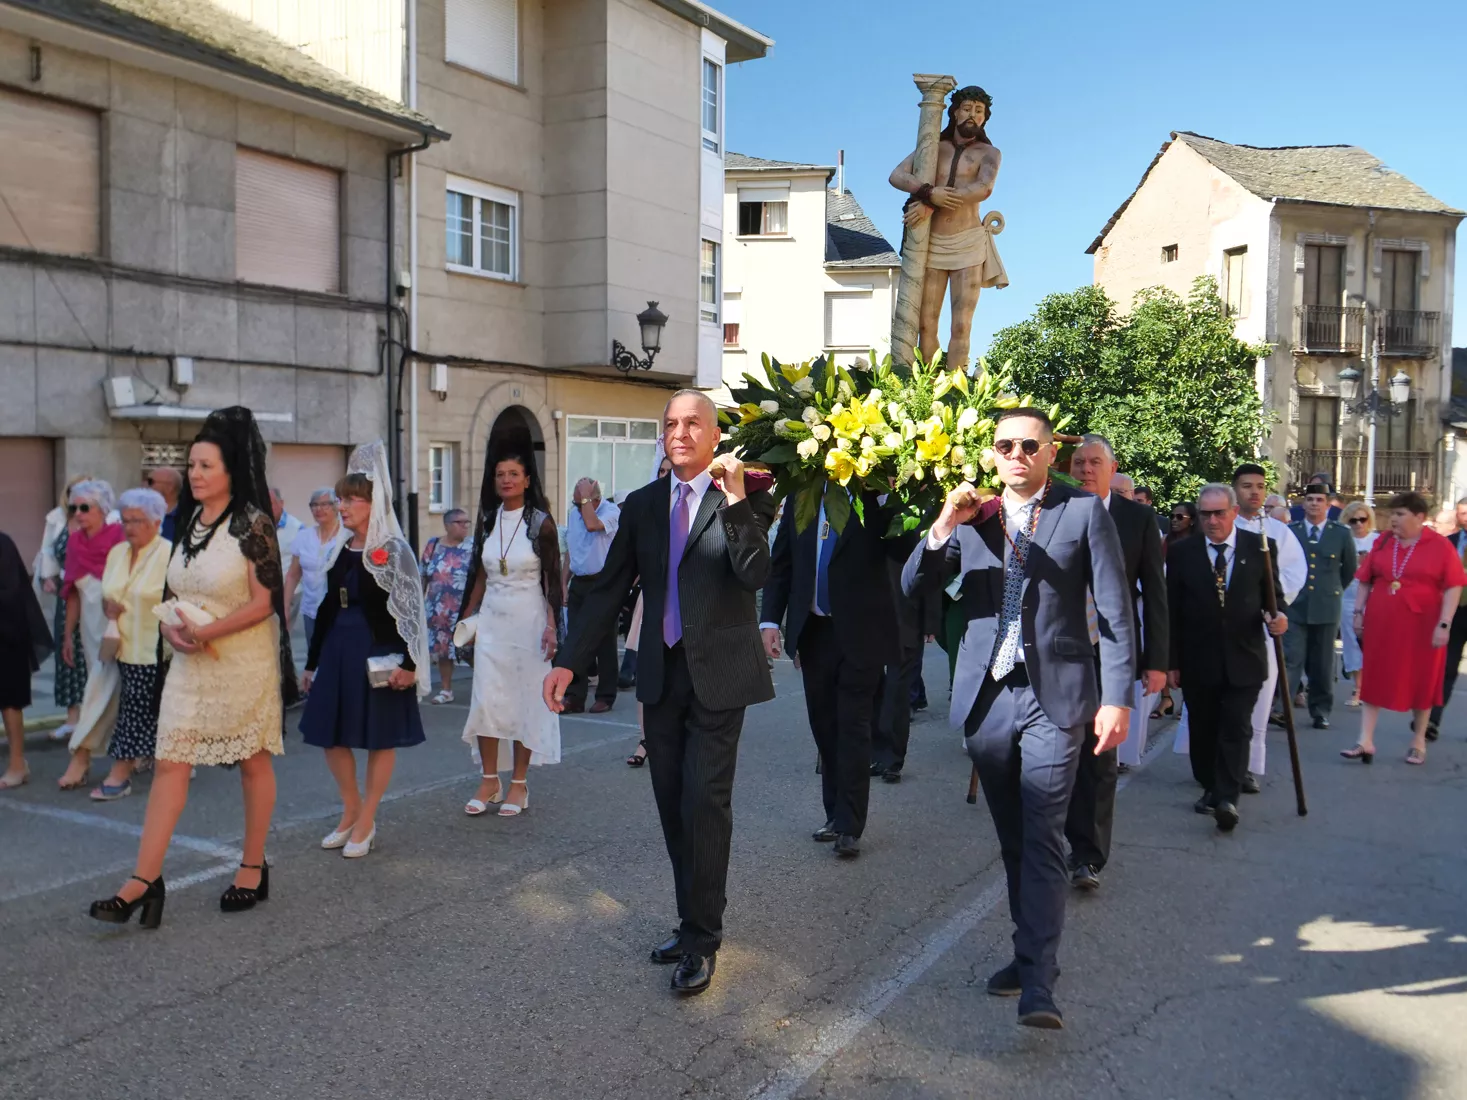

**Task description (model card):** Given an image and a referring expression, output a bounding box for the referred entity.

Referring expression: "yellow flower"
[949,369,969,396]
[828,405,866,440]
[825,448,855,486]
[931,373,952,400]
[916,428,951,465]
[780,361,811,384]
[737,403,763,425]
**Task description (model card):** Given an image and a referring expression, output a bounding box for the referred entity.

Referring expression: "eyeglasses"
[309,500,335,509]
[1347,517,1370,526]
[1198,508,1230,519]
[993,437,1042,457]
[1170,512,1190,520]
[68,503,92,515]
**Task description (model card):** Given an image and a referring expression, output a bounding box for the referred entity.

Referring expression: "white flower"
[801,406,821,426]
[797,438,820,460]
[950,445,966,464]
[861,435,876,452]
[883,432,903,449]
[793,376,815,396]
[980,447,997,471]
[956,407,979,432]
[759,400,779,415]
[963,463,977,480]
[811,424,832,441]
[774,418,794,436]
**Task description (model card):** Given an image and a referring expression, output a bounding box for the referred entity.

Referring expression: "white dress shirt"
[1206,526,1238,587]
[669,467,714,520]
[1237,511,1305,604]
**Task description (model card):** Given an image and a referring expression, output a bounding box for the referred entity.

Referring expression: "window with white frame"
[825,289,873,348]
[1222,246,1246,317]
[565,417,660,502]
[445,0,519,84]
[737,185,790,236]
[446,176,518,280]
[700,240,719,324]
[428,443,456,512]
[701,58,720,153]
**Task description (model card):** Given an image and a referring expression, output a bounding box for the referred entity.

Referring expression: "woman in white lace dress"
[459,450,562,818]
[89,407,297,930]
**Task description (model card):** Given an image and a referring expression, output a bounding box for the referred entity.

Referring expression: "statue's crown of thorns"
[950,85,993,116]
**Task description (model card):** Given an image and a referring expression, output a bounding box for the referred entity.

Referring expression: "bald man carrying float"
[545,390,775,998]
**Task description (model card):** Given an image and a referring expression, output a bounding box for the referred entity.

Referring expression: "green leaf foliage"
[824,483,852,535]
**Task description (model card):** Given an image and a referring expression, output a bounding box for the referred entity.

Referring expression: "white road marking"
[746,728,1178,1100]
[0,801,238,859]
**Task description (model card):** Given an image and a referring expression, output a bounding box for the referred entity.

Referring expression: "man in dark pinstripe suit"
[546,391,775,997]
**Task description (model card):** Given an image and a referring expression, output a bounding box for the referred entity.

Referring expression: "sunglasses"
[1347,517,1369,526]
[1198,508,1230,519]
[993,437,1042,457]
[67,503,92,515]
[1170,512,1190,520]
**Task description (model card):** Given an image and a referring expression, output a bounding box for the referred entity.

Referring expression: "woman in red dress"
[1343,492,1466,765]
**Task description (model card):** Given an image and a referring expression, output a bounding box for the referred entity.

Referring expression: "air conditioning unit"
[102,376,138,409]
[429,362,449,399]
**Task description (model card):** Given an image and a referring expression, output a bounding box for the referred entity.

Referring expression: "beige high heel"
[498,779,529,817]
[465,774,504,816]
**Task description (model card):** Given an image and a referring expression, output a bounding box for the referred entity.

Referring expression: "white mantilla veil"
[331,441,431,697]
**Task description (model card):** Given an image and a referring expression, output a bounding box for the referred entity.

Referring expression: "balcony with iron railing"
[1379,310,1440,357]
[1286,448,1436,496]
[1294,305,1363,356]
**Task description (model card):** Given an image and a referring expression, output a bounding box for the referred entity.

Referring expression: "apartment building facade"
[720,152,899,397]
[0,0,443,563]
[1089,131,1462,500]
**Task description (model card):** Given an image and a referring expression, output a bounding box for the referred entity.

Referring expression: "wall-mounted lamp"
[612,301,668,373]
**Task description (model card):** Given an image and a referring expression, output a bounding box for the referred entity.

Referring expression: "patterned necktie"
[1212,543,1228,606]
[1310,525,1320,543]
[663,482,691,646]
[990,497,1039,680]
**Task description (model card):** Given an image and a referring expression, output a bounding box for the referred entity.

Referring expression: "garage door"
[266,444,348,525]
[0,438,56,568]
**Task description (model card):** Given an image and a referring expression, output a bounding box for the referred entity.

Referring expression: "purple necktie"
[664,481,691,646]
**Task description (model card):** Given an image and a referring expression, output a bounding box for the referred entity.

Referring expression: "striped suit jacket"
[555,472,775,711]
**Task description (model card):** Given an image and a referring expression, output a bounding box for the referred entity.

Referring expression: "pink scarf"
[61,523,125,600]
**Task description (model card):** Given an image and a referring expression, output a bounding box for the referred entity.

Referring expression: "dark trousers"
[965,665,1084,995]
[1429,604,1467,727]
[565,573,619,706]
[643,644,744,957]
[1185,680,1261,803]
[1283,618,1340,720]
[873,640,923,772]
[1063,728,1117,872]
[798,615,877,837]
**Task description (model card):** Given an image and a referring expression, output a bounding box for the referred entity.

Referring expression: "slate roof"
[726,152,834,173]
[9,0,446,138]
[1087,131,1462,254]
[825,189,900,269]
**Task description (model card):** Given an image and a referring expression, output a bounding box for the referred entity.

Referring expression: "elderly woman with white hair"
[284,486,345,658]
[85,487,172,800]
[55,479,124,789]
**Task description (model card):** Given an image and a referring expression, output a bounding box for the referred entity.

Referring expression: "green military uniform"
[1283,518,1358,724]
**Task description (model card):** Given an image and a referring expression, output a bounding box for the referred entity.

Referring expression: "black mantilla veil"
[455,446,563,643]
[938,84,993,146]
[159,405,299,707]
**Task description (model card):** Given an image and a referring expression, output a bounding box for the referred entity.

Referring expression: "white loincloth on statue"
[926,224,1009,287]
[1171,635,1274,774]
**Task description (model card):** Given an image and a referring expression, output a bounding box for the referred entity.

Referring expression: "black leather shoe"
[1425,722,1440,742]
[834,834,861,858]
[1214,800,1240,832]
[649,933,685,965]
[869,762,887,777]
[1070,864,1100,891]
[881,766,902,783]
[986,961,1021,996]
[1193,794,1215,815]
[1312,715,1330,730]
[812,822,838,843]
[671,951,715,995]
[1241,772,1261,795]
[1018,988,1064,1029]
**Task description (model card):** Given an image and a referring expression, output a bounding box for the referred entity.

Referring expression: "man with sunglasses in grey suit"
[902,408,1133,1030]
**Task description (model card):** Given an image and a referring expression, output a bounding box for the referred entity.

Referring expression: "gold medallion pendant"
[1390,580,1402,594]
[339,586,349,609]
[499,557,509,576]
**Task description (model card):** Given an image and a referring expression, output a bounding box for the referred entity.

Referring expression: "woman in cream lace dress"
[90,407,297,930]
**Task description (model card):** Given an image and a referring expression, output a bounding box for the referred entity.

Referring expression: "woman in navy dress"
[300,442,430,858]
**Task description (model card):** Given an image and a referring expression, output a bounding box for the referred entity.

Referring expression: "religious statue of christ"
[888,84,1007,369]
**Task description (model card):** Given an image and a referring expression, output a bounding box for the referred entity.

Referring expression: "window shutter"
[446,0,519,84]
[0,87,99,256]
[825,293,871,348]
[236,148,341,293]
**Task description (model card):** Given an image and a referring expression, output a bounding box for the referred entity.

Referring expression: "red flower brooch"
[369,548,389,566]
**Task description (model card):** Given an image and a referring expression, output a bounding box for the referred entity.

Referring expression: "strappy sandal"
[0,766,29,790]
[1405,747,1426,766]
[1340,745,1374,764]
[626,740,647,767]
[1150,695,1174,719]
[464,774,504,815]
[498,779,529,817]
[431,689,454,705]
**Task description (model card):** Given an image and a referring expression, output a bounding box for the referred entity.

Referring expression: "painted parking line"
[0,801,238,860]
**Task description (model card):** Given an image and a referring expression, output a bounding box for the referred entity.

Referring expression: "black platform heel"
[220,861,269,912]
[90,875,166,929]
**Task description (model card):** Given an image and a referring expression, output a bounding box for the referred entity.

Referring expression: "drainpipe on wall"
[387,133,434,527]
[406,0,421,554]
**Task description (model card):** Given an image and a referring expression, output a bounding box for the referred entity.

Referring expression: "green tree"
[987,277,1273,505]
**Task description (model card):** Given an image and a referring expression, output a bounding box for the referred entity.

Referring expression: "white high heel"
[321,826,352,850]
[497,779,529,817]
[342,828,376,858]
[465,774,504,816]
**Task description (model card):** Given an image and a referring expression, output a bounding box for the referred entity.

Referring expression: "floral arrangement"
[723,352,1071,536]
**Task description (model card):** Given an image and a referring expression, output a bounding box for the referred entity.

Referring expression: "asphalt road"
[2,650,1464,1100]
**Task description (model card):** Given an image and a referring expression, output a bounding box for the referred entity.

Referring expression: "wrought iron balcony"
[1380,310,1440,357]
[1287,448,1435,496]
[1294,305,1364,356]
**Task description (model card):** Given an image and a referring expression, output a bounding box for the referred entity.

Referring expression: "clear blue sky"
[720,0,1467,353]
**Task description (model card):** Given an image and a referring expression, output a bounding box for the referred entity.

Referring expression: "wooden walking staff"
[890,74,957,367]
[1257,528,1308,816]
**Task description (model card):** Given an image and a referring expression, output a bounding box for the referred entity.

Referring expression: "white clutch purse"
[367,653,404,688]
[452,619,477,649]
[152,600,217,628]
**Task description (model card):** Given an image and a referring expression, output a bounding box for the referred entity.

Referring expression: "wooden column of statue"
[888,77,1007,370]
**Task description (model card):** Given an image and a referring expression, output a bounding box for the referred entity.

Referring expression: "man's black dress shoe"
[869,762,887,777]
[882,766,902,783]
[1214,800,1240,832]
[1193,794,1215,815]
[1241,772,1261,795]
[1312,715,1330,730]
[812,822,838,842]
[649,933,684,964]
[1018,988,1064,1029]
[671,951,715,995]
[834,834,860,858]
[987,960,1060,997]
[1425,722,1440,742]
[1070,864,1100,891]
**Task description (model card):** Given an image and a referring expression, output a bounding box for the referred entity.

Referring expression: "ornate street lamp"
[1339,314,1412,507]
[612,301,669,373]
